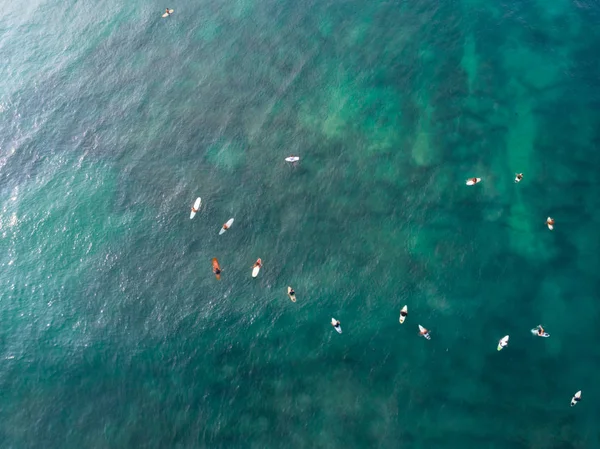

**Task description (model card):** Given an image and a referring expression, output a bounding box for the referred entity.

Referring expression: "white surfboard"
[219,218,234,235]
[331,318,342,334]
[466,177,481,186]
[287,286,296,302]
[546,217,554,231]
[515,173,523,183]
[252,259,262,278]
[162,9,174,17]
[285,156,300,163]
[418,324,430,340]
[571,390,581,406]
[531,328,550,338]
[190,197,201,219]
[399,305,407,324]
[497,335,509,351]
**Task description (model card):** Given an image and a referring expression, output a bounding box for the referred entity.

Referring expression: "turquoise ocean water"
[1,0,600,447]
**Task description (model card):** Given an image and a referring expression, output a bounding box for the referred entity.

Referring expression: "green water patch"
[298,78,353,141]
[343,22,371,49]
[535,276,568,357]
[298,73,403,156]
[410,105,437,167]
[317,15,334,39]
[533,0,580,24]
[0,154,139,355]
[461,34,478,93]
[460,0,502,20]
[505,92,535,174]
[502,39,565,92]
[204,138,247,172]
[229,0,256,20]
[193,18,222,43]
[365,152,414,186]
[4,155,124,273]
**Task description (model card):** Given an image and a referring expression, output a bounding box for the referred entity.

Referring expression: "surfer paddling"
[466,177,481,186]
[251,258,262,278]
[212,258,221,280]
[331,318,342,334]
[497,335,509,351]
[190,197,201,219]
[532,325,549,338]
[285,156,300,164]
[515,173,523,183]
[546,217,555,231]
[418,325,430,340]
[164,8,172,16]
[287,286,296,302]
[571,390,582,407]
[219,218,234,235]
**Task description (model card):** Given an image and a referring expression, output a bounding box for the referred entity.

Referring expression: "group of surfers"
[466,173,555,230]
[195,162,579,405]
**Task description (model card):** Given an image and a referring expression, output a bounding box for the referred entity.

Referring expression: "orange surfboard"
[212,258,221,280]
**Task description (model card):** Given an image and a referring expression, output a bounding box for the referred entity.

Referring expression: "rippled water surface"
[1,0,600,447]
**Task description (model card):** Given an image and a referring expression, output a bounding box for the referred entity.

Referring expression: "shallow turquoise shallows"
[1,0,600,447]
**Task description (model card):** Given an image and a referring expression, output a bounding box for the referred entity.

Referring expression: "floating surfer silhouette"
[515,173,523,183]
[546,217,555,231]
[162,8,174,17]
[466,177,481,186]
[287,286,296,302]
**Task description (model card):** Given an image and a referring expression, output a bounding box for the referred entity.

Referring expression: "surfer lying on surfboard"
[212,258,221,280]
[546,217,555,231]
[287,286,296,302]
[571,390,582,407]
[190,197,201,219]
[399,305,407,324]
[466,177,481,186]
[164,8,173,16]
[251,258,262,278]
[418,325,430,340]
[219,218,234,235]
[497,335,509,351]
[515,173,523,183]
[331,318,342,334]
